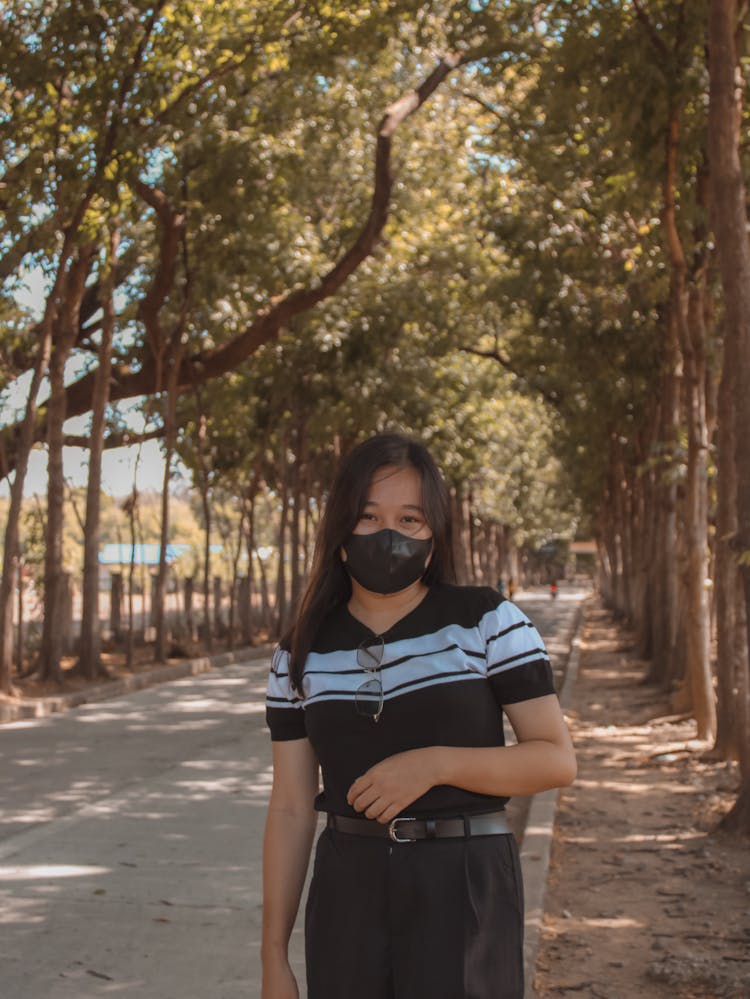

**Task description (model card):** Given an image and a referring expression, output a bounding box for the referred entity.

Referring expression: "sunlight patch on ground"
[78,710,150,724]
[124,720,223,733]
[575,915,644,930]
[571,777,673,795]
[198,677,247,686]
[173,778,245,795]
[618,830,706,845]
[180,757,264,772]
[0,863,110,880]
[1,806,59,824]
[0,719,47,731]
[167,698,229,712]
[0,893,46,924]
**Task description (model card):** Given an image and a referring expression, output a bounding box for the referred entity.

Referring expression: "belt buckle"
[388,816,417,843]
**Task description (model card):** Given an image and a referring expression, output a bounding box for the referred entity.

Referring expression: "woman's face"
[352,465,433,540]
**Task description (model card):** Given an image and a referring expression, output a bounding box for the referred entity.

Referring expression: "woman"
[262,433,576,999]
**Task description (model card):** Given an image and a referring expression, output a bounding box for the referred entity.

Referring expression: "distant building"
[568,540,597,556]
[98,543,192,566]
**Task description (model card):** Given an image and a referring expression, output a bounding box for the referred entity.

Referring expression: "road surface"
[0,584,587,998]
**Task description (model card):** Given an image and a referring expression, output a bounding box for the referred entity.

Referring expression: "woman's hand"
[261,954,299,999]
[346,747,440,823]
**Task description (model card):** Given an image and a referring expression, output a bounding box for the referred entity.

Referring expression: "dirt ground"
[534,602,750,999]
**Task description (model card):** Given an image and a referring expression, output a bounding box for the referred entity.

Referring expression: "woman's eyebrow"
[362,500,424,511]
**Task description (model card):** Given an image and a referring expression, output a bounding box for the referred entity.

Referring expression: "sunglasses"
[355,635,385,722]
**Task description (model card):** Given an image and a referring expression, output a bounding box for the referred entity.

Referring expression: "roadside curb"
[0,643,274,725]
[522,599,586,999]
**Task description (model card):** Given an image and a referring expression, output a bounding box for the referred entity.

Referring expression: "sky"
[0,433,172,500]
[2,270,180,498]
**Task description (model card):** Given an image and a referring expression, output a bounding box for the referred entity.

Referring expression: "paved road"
[0,585,587,999]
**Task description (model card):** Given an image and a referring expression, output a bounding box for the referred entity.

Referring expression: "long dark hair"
[286,432,455,692]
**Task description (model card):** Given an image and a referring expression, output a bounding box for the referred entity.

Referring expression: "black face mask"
[343,528,433,595]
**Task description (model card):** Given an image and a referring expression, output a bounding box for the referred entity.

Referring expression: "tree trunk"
[289,423,306,615]
[449,487,470,585]
[124,489,139,668]
[680,270,716,740]
[255,544,272,633]
[154,350,182,663]
[38,249,92,683]
[78,231,118,679]
[242,492,256,643]
[302,485,312,579]
[213,575,223,640]
[610,454,631,619]
[290,467,302,619]
[648,106,684,687]
[226,500,247,651]
[709,0,750,830]
[238,576,250,646]
[275,466,290,638]
[60,572,73,657]
[184,576,195,641]
[110,573,123,644]
[202,489,213,650]
[193,406,213,652]
[634,457,656,661]
[153,455,171,662]
[0,200,95,692]
[466,491,480,584]
[15,561,24,674]
[0,322,52,693]
[713,336,744,759]
[39,339,65,684]
[599,505,619,612]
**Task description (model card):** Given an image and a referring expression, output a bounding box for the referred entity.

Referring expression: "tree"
[708,0,750,830]
[77,229,119,679]
[1,0,529,688]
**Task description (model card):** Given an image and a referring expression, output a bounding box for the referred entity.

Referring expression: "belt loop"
[463,815,471,839]
[425,818,436,840]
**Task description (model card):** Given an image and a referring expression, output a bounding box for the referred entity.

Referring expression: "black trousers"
[305,827,525,999]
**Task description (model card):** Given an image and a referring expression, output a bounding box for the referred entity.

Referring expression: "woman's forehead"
[366,464,422,503]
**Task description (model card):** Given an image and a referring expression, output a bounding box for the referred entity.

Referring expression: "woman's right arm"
[261,737,320,999]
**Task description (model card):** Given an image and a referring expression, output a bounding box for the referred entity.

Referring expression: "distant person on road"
[550,580,558,600]
[497,577,506,597]
[262,432,576,999]
[508,576,517,600]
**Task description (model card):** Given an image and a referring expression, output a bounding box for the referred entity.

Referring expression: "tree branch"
[461,344,565,410]
[631,0,670,59]
[185,51,464,380]
[63,427,164,451]
[132,180,186,389]
[1,48,502,476]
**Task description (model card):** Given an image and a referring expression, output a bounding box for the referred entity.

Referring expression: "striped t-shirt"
[265,583,555,819]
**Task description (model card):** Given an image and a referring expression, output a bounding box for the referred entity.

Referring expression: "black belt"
[326,809,512,844]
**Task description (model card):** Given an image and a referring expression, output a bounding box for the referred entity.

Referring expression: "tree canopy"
[2,0,750,825]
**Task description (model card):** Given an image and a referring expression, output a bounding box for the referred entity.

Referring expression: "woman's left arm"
[436,694,577,797]
[347,694,576,823]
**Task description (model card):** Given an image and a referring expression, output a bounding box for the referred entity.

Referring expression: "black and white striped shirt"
[266,584,555,818]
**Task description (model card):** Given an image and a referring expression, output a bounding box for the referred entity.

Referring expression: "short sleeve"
[479,598,555,705]
[265,646,307,741]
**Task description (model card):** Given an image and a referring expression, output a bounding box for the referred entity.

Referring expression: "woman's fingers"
[347,748,436,818]
[349,782,379,812]
[364,796,388,819]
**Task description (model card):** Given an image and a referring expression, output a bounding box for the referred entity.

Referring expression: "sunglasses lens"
[357,640,383,671]
[355,636,384,720]
[355,678,383,719]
